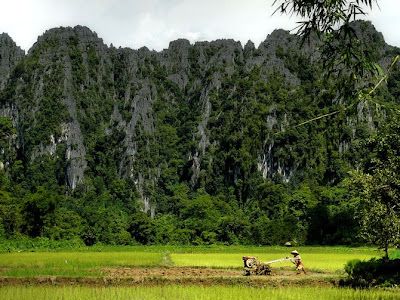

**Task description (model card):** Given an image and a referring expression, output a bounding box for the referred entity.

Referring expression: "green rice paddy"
[0,246,396,299]
[0,246,384,276]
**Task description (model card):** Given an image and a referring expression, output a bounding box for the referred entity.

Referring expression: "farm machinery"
[242,256,291,276]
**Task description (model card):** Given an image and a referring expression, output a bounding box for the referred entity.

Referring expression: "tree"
[0,117,16,146]
[0,117,17,189]
[21,187,59,237]
[0,190,22,238]
[349,120,400,259]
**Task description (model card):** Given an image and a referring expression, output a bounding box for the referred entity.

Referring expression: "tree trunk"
[384,244,389,261]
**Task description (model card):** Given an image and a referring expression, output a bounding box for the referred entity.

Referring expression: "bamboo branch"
[289,55,400,130]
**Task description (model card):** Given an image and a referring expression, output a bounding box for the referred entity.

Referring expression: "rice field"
[0,285,398,300]
[0,246,383,276]
[0,246,396,299]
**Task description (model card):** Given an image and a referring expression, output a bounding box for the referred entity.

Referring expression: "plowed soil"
[105,267,240,278]
[103,266,334,279]
[0,267,339,287]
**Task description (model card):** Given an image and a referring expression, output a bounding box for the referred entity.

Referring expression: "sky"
[0,0,399,52]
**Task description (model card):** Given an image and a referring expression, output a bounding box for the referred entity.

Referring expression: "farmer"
[289,250,306,274]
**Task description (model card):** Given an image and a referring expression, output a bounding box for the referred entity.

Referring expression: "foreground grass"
[0,285,398,300]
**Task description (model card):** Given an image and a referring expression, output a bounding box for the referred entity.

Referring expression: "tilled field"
[103,266,334,278]
[105,267,240,278]
[0,266,339,287]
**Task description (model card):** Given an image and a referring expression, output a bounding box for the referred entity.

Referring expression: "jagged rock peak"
[168,39,191,50]
[244,40,255,57]
[350,20,386,44]
[30,25,106,54]
[0,33,15,44]
[0,33,24,54]
[38,25,101,40]
[266,29,291,40]
[259,29,293,50]
[244,40,255,51]
[0,33,25,90]
[210,38,243,49]
[193,38,242,49]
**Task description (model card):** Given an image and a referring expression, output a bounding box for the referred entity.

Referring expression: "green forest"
[0,18,399,250]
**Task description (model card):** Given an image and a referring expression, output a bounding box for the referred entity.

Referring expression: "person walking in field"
[289,250,306,274]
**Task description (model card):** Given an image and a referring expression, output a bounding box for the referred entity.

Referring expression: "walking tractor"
[242,250,306,276]
[242,256,291,276]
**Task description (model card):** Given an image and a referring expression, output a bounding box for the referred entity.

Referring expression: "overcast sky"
[0,0,399,52]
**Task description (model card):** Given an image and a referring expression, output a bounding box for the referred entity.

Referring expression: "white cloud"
[368,0,400,46]
[0,0,398,52]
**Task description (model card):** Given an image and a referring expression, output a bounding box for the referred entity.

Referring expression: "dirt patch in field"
[104,267,240,278]
[103,266,334,279]
[0,267,340,287]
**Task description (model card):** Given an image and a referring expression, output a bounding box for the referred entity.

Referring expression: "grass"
[0,285,398,300]
[390,249,400,259]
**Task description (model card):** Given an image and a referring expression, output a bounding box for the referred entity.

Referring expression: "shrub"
[342,258,400,287]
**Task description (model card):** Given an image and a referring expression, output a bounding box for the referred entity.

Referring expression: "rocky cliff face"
[0,33,25,90]
[0,22,398,213]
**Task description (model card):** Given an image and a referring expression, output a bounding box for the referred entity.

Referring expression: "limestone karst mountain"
[0,21,398,221]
